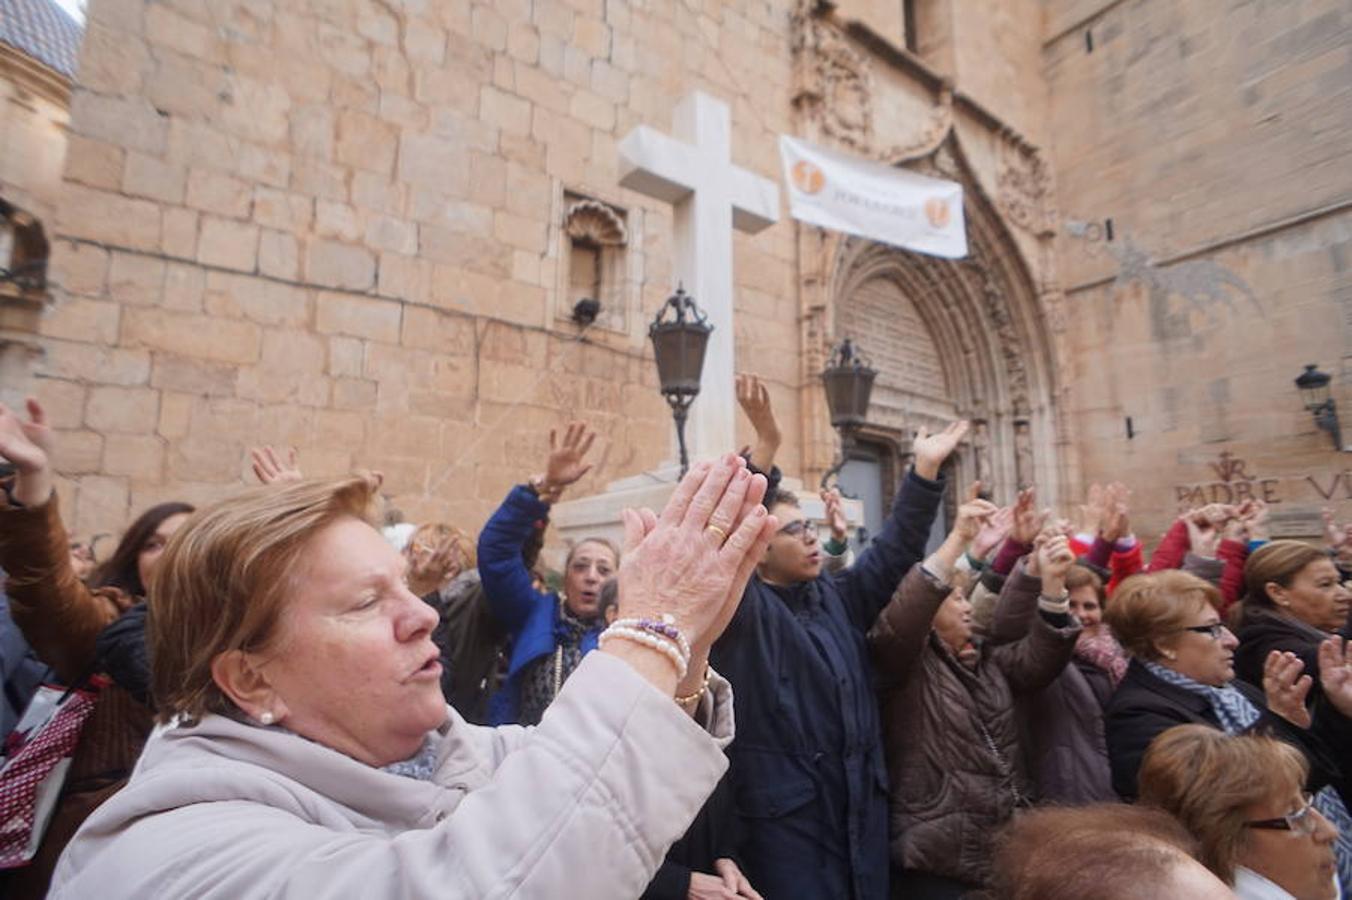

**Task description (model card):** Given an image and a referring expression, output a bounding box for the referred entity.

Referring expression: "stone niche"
[555,194,634,335]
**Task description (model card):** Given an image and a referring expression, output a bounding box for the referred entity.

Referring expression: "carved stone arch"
[816,133,1064,505]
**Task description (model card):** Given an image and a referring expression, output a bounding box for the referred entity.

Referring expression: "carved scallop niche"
[556,194,633,335]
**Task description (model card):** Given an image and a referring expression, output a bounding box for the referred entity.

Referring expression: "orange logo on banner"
[792,161,825,195]
[924,197,951,229]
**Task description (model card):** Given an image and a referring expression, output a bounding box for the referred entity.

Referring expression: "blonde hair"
[1104,571,1220,660]
[148,475,379,724]
[407,522,477,570]
[1138,724,1308,882]
[1243,540,1330,609]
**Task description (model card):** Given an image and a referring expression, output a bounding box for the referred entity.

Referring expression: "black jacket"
[1234,603,1349,706]
[709,468,944,900]
[641,772,739,899]
[94,602,151,706]
[1105,658,1349,801]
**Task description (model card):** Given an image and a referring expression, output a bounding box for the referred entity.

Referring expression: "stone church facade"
[5,0,1350,545]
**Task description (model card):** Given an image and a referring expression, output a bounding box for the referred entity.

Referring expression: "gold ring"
[705,524,728,543]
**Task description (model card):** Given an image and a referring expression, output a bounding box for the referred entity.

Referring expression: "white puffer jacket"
[50,652,734,899]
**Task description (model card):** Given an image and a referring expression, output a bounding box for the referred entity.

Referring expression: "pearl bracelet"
[599,626,689,681]
[608,616,692,662]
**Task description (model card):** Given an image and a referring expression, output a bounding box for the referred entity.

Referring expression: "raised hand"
[249,445,303,485]
[1184,512,1222,559]
[1264,650,1313,728]
[1009,487,1047,545]
[912,420,969,480]
[1038,533,1076,595]
[1079,482,1106,538]
[950,482,999,545]
[1100,482,1131,542]
[0,399,54,507]
[616,454,775,657]
[971,505,1014,562]
[820,487,848,543]
[405,534,465,597]
[1317,637,1352,720]
[540,421,597,496]
[736,374,781,446]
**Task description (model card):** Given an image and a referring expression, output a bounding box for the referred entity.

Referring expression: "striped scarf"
[1142,661,1261,735]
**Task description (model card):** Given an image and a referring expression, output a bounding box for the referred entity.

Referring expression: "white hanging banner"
[778,135,968,259]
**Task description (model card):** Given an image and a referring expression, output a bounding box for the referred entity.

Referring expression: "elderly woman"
[478,421,623,725]
[989,561,1126,805]
[1234,540,1352,893]
[1102,570,1352,803]
[1139,725,1341,899]
[49,455,775,898]
[869,487,1081,897]
[1236,541,1351,702]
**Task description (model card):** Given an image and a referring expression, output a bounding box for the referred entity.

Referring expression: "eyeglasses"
[775,520,818,543]
[1244,794,1318,836]
[1175,623,1230,640]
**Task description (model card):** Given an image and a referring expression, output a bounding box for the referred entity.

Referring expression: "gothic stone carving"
[791,5,875,151]
[995,140,1056,240]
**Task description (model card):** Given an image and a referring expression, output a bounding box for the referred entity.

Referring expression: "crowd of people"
[0,375,1349,899]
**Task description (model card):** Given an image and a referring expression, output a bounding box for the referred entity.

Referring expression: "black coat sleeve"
[837,469,945,633]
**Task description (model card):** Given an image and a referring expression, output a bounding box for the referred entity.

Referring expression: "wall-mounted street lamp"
[649,286,712,476]
[1295,363,1343,450]
[820,338,877,489]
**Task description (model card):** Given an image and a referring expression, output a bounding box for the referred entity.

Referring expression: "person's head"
[150,476,445,768]
[986,803,1233,900]
[562,538,618,618]
[403,522,475,590]
[1245,541,1347,633]
[1139,724,1338,898]
[930,571,976,658]
[758,490,821,585]
[89,502,196,597]
[1066,564,1106,636]
[597,577,619,626]
[68,539,96,582]
[1105,571,1236,686]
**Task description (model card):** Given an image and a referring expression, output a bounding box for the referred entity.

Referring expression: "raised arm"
[869,484,996,685]
[736,374,781,476]
[0,400,126,682]
[993,535,1081,694]
[839,421,966,631]
[477,422,597,633]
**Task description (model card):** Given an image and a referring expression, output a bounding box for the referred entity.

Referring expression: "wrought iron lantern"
[1295,363,1342,450]
[649,286,712,475]
[820,338,877,488]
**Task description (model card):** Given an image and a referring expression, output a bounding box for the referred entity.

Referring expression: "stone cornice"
[0,41,72,109]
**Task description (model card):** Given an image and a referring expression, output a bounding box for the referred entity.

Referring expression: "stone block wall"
[40,0,805,541]
[1047,0,1352,540]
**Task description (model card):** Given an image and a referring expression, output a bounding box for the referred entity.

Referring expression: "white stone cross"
[618,91,780,464]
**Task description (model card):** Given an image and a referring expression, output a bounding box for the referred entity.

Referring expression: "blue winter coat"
[709,468,944,900]
[477,486,601,725]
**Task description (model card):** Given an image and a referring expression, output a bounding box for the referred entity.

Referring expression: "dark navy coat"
[710,469,944,899]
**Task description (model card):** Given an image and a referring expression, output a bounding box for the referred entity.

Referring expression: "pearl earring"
[1164,652,1177,661]
[259,711,275,726]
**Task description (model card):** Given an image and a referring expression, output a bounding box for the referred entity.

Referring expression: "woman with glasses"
[1234,540,1352,894]
[1139,724,1340,900]
[1102,570,1352,803]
